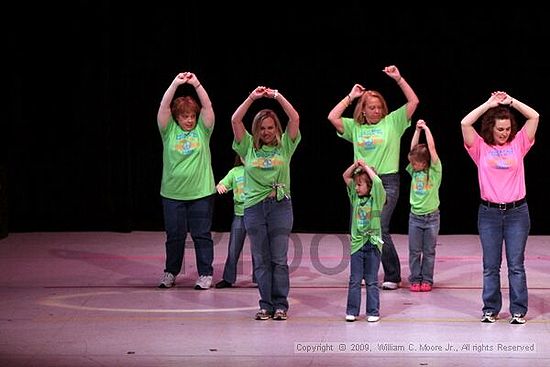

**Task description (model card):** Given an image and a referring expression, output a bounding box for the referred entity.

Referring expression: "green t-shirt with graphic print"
[233,130,301,208]
[406,160,442,215]
[339,105,410,174]
[347,175,386,254]
[159,115,215,200]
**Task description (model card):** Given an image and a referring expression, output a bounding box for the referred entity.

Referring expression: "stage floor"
[1,232,549,366]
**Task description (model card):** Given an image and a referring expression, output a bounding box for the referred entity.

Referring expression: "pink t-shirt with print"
[465,129,534,203]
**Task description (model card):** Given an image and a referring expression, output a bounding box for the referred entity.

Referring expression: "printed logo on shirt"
[235,176,245,200]
[175,131,199,155]
[356,200,373,230]
[357,128,384,151]
[251,149,284,170]
[412,171,431,195]
[488,147,515,170]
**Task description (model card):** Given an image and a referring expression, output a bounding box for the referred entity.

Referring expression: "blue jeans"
[346,243,381,316]
[408,210,440,285]
[162,195,214,276]
[221,215,256,283]
[244,197,293,313]
[380,173,401,283]
[478,202,530,316]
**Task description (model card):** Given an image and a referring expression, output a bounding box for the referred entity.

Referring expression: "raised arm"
[328,84,366,134]
[157,72,212,129]
[343,160,359,186]
[419,120,439,164]
[266,88,300,140]
[187,73,214,129]
[504,94,540,142]
[383,65,419,120]
[410,120,422,151]
[460,92,503,148]
[343,159,377,186]
[231,87,265,143]
[356,160,378,181]
[157,73,187,129]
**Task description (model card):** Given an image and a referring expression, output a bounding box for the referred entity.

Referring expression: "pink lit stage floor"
[0,232,549,366]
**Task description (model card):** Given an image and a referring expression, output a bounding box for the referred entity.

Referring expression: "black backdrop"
[5,3,549,235]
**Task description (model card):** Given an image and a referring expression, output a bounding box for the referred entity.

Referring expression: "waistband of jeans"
[379,172,399,178]
[262,195,290,202]
[411,209,439,217]
[480,197,526,210]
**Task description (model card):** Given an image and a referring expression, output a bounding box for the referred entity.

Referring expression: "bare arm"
[342,161,359,186]
[420,120,439,164]
[410,121,422,151]
[343,159,377,186]
[460,92,503,148]
[157,73,187,129]
[383,65,419,120]
[231,87,265,143]
[266,88,300,140]
[328,84,365,134]
[187,73,214,129]
[504,94,540,142]
[356,160,378,181]
[157,72,213,129]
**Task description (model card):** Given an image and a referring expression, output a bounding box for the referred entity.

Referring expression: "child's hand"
[216,183,228,194]
[416,119,426,129]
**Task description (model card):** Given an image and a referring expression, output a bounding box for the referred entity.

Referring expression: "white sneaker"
[381,281,399,290]
[367,315,380,322]
[345,315,356,322]
[481,312,498,323]
[194,275,212,290]
[159,272,176,288]
[510,313,526,324]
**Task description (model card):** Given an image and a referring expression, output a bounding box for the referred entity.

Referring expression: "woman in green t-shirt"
[231,86,300,321]
[328,65,420,291]
[156,72,216,291]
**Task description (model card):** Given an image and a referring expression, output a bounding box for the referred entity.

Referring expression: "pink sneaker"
[420,283,432,292]
[410,283,421,292]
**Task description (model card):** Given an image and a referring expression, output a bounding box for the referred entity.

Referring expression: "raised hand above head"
[382,65,401,81]
[173,73,188,86]
[265,87,279,99]
[491,91,514,106]
[249,86,268,101]
[487,91,508,107]
[349,84,366,99]
[184,72,200,87]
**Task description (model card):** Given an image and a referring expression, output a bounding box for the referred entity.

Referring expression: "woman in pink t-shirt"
[461,91,539,325]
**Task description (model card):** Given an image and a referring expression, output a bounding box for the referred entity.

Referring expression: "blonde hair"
[353,90,389,124]
[251,109,283,150]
